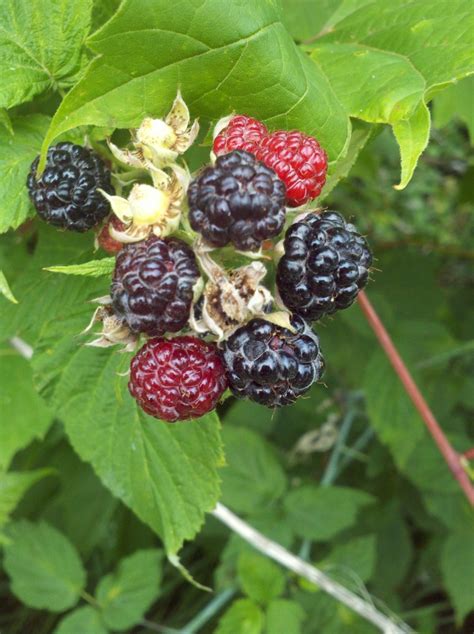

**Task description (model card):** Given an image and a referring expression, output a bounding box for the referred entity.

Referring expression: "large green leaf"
[310,0,474,187]
[3,520,86,611]
[0,470,52,543]
[0,115,50,233]
[0,0,92,109]
[32,305,223,555]
[96,549,163,629]
[433,76,474,143]
[0,228,102,343]
[220,426,287,515]
[0,347,52,470]
[283,486,373,541]
[54,606,108,634]
[320,0,474,92]
[441,530,474,621]
[42,0,349,164]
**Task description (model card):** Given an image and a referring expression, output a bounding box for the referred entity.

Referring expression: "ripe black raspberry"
[27,142,112,232]
[277,211,372,321]
[221,316,324,408]
[188,150,286,251]
[129,336,228,422]
[111,236,200,336]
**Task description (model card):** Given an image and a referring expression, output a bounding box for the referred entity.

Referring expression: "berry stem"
[357,291,474,506]
[212,503,412,633]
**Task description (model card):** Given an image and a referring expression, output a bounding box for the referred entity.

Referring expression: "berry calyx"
[111,236,200,336]
[221,316,324,408]
[213,115,268,156]
[129,336,228,421]
[188,150,286,252]
[255,131,327,207]
[27,142,113,232]
[277,211,372,321]
[97,216,127,254]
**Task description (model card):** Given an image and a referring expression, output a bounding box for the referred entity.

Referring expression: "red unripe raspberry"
[213,115,268,156]
[129,336,228,422]
[256,131,328,207]
[98,215,127,254]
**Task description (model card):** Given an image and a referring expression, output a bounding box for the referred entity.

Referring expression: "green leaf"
[0,228,103,343]
[371,502,413,593]
[441,530,474,621]
[237,552,285,605]
[221,426,287,514]
[322,535,376,583]
[3,520,86,611]
[320,121,372,199]
[265,599,305,634]
[283,486,373,541]
[96,549,163,630]
[91,0,122,32]
[320,0,474,92]
[43,446,118,556]
[0,347,52,470]
[0,470,52,543]
[45,258,116,277]
[280,0,336,42]
[392,101,430,189]
[54,606,108,634]
[0,0,93,109]
[32,298,223,554]
[0,114,50,233]
[42,0,349,164]
[0,108,13,134]
[216,598,265,634]
[0,270,18,303]
[311,43,426,124]
[433,76,474,143]
[311,0,474,187]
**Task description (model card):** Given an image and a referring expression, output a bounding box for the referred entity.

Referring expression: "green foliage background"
[0,0,473,632]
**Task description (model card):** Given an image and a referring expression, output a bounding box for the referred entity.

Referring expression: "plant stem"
[338,428,375,473]
[357,291,474,506]
[180,588,236,633]
[212,503,412,634]
[320,405,357,486]
[299,401,358,559]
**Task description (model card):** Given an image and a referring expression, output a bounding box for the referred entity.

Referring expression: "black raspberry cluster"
[27,105,372,422]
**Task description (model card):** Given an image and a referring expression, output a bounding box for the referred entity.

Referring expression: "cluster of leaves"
[0,0,473,632]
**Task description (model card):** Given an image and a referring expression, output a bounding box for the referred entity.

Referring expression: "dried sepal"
[190,248,274,341]
[82,305,138,352]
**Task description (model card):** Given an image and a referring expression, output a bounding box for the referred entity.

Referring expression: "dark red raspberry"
[97,216,127,254]
[188,150,286,251]
[111,236,200,336]
[255,131,327,207]
[221,316,324,408]
[213,115,268,156]
[277,211,372,321]
[27,142,113,232]
[129,336,228,421]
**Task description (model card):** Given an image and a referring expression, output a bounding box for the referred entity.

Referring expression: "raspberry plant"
[1,1,473,633]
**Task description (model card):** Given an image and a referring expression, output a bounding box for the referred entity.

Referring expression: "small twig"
[9,336,33,360]
[139,618,180,634]
[180,588,236,633]
[212,503,412,634]
[358,291,474,506]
